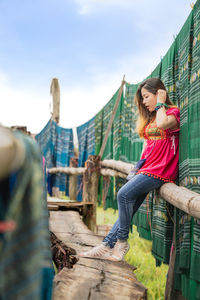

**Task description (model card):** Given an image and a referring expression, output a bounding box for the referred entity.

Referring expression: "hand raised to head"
[157,89,167,103]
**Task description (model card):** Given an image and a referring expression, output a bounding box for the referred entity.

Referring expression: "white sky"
[0,0,195,133]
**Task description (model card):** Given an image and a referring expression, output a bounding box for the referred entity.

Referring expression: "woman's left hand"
[157,89,167,103]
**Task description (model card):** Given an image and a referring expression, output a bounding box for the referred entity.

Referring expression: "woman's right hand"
[157,89,167,103]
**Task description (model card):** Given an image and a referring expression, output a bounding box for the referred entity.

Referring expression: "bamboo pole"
[100,168,127,178]
[50,78,60,124]
[48,166,85,175]
[48,165,127,178]
[160,183,200,219]
[69,157,78,200]
[99,75,126,158]
[101,159,133,174]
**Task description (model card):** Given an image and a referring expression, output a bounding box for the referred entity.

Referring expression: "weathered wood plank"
[50,211,147,300]
[47,197,94,207]
[48,204,59,211]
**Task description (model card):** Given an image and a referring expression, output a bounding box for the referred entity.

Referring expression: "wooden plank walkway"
[47,197,93,211]
[50,211,147,300]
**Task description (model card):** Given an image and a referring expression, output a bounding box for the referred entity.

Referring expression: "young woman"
[79,78,180,261]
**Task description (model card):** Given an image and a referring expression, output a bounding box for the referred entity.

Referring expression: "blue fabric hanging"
[76,117,95,201]
[36,119,74,197]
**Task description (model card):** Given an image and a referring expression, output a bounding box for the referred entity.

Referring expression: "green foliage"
[97,207,118,225]
[97,206,168,300]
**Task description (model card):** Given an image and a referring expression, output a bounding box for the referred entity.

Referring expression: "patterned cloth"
[120,83,143,164]
[0,130,53,300]
[35,119,74,197]
[95,88,123,160]
[151,191,174,265]
[76,117,95,201]
[95,88,124,208]
[77,117,95,167]
[173,4,200,299]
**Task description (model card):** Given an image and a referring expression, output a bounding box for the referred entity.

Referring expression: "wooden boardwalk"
[50,211,147,300]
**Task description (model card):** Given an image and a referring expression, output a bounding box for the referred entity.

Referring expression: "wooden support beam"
[50,78,60,124]
[83,155,101,231]
[69,157,78,200]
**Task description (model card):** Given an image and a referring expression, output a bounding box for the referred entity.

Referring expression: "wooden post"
[83,155,101,231]
[69,157,78,200]
[50,78,60,124]
[99,75,125,158]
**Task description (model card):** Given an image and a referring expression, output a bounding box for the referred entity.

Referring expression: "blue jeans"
[102,174,164,248]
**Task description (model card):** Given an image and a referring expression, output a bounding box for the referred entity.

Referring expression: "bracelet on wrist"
[155,102,169,108]
[155,105,163,111]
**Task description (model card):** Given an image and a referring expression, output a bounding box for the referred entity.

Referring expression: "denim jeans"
[102,174,165,248]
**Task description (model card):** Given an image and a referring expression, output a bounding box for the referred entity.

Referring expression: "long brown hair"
[134,78,174,137]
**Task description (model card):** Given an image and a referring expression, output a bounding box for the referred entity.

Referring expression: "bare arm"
[155,90,178,130]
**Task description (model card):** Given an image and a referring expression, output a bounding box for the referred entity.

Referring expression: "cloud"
[60,75,121,128]
[0,71,51,134]
[0,69,122,133]
[0,32,172,134]
[73,0,138,15]
[0,0,193,133]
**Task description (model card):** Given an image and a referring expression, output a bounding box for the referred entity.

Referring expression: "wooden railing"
[48,156,200,219]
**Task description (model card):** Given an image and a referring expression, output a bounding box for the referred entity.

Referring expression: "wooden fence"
[48,155,200,220]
